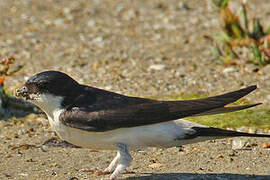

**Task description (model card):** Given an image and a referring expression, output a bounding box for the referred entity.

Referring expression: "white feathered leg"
[110,143,132,180]
[104,151,120,172]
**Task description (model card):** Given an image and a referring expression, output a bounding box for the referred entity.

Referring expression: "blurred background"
[0,0,270,179]
[0,0,269,102]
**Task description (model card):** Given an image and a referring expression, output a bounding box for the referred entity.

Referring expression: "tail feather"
[173,85,259,118]
[192,103,262,117]
[192,126,270,138]
[194,85,257,107]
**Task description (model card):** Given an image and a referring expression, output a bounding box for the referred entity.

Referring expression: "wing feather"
[59,85,260,132]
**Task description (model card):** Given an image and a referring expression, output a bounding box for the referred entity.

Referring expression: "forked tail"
[192,126,270,138]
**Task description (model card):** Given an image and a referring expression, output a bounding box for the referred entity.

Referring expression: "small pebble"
[223,67,237,74]
[262,143,270,148]
[232,139,246,150]
[148,64,165,71]
[149,163,163,168]
[19,173,28,177]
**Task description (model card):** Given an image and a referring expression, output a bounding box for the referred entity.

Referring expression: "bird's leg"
[110,143,132,180]
[104,151,120,172]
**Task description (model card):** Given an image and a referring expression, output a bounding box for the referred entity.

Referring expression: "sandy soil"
[0,0,270,179]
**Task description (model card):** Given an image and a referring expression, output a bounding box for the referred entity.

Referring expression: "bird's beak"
[16,86,30,100]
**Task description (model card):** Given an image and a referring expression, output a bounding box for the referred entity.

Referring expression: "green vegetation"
[209,0,270,66]
[186,109,270,130]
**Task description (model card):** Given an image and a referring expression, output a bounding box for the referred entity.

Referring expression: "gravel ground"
[0,0,270,179]
[0,117,270,180]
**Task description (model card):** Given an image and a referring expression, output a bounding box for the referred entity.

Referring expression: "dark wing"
[59,85,260,132]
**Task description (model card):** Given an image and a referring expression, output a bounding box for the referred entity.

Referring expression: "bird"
[16,70,270,180]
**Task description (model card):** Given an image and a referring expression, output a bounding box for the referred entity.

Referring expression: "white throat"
[30,93,69,139]
[31,93,64,120]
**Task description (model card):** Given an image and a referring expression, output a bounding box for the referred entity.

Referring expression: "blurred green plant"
[0,56,23,108]
[0,57,24,85]
[0,57,40,118]
[209,0,270,66]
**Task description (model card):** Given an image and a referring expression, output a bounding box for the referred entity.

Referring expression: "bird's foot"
[104,167,113,173]
[84,143,132,180]
[104,151,121,173]
[109,143,132,180]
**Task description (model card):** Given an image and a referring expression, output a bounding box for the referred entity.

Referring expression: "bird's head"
[16,71,80,111]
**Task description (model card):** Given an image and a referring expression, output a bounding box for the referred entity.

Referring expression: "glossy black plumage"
[59,84,259,132]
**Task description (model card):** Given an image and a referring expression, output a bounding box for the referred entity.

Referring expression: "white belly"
[48,117,210,150]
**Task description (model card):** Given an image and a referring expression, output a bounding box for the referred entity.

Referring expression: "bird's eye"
[36,82,49,92]
[26,82,46,94]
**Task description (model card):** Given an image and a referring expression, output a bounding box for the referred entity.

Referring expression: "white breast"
[30,93,71,139]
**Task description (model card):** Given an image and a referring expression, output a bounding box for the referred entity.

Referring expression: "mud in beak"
[16,86,30,100]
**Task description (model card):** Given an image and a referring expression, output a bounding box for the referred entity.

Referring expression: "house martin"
[16,70,270,180]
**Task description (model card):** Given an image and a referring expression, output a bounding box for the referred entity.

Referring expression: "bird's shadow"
[0,97,40,120]
[123,173,270,180]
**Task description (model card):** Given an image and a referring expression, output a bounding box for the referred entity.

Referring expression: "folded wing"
[60,85,260,132]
